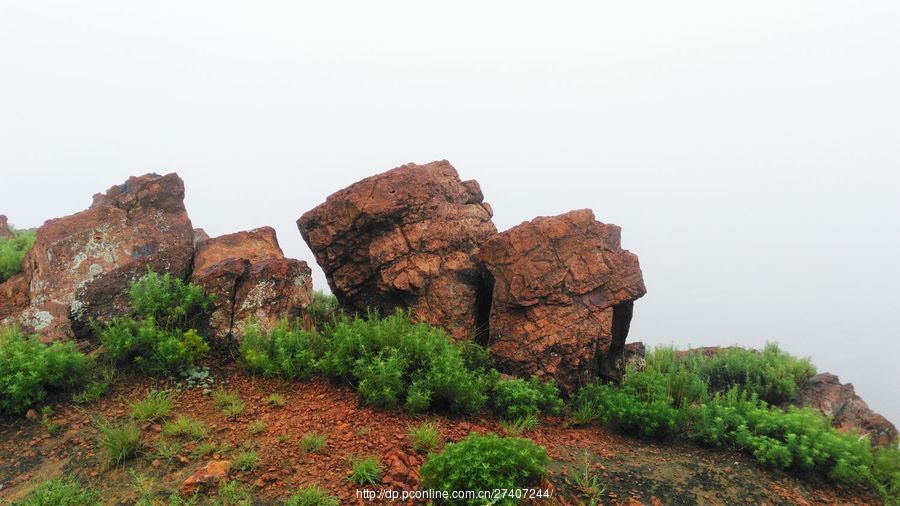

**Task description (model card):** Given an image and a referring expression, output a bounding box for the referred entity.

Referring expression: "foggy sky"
[1,1,898,422]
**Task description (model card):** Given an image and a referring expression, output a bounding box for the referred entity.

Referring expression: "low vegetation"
[420,432,549,505]
[13,477,99,506]
[572,345,900,502]
[96,418,142,466]
[232,450,259,473]
[0,326,89,415]
[162,415,209,440]
[408,420,442,452]
[0,227,35,282]
[129,391,174,422]
[492,376,562,420]
[284,484,340,506]
[96,271,212,376]
[299,431,328,453]
[348,455,381,485]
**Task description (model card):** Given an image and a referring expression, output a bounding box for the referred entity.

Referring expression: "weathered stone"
[192,228,210,246]
[231,257,313,338]
[190,227,312,341]
[14,173,194,340]
[0,215,14,239]
[193,227,283,274]
[796,373,898,447]
[0,273,30,323]
[297,160,496,339]
[477,209,646,393]
[180,460,231,496]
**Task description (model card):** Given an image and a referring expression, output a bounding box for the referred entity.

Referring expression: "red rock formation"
[477,209,646,393]
[297,161,496,340]
[12,173,194,340]
[0,215,14,239]
[191,227,312,341]
[797,373,898,447]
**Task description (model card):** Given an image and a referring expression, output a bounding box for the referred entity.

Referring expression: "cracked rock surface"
[477,209,646,393]
[297,160,496,340]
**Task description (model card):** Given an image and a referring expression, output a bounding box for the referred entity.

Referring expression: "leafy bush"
[420,433,549,505]
[0,227,35,282]
[0,326,90,415]
[240,319,319,380]
[652,344,815,404]
[492,376,562,420]
[13,477,99,506]
[128,270,211,332]
[319,311,490,414]
[573,371,680,439]
[307,290,340,329]
[348,455,381,485]
[572,344,900,502]
[97,272,212,376]
[284,484,340,506]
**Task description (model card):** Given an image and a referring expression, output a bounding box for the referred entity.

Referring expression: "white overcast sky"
[1,1,898,422]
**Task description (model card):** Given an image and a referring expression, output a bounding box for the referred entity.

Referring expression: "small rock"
[180,460,231,496]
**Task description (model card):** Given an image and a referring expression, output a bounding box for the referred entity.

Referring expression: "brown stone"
[12,173,194,340]
[0,273,30,322]
[190,227,312,341]
[0,215,14,239]
[796,373,897,447]
[180,459,231,496]
[297,160,496,339]
[477,209,646,393]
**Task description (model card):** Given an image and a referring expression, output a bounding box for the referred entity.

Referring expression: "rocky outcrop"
[796,373,898,447]
[0,273,30,322]
[191,227,312,341]
[10,173,194,340]
[0,215,14,239]
[297,161,496,340]
[477,209,646,393]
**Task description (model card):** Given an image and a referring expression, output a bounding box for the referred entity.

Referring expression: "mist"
[1,1,897,422]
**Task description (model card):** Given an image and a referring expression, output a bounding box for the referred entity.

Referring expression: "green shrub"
[492,376,562,420]
[573,372,680,439]
[130,391,174,422]
[240,319,318,380]
[13,477,99,506]
[420,433,549,505]
[99,318,209,375]
[97,271,212,376]
[0,227,35,282]
[128,270,212,331]
[307,291,340,329]
[0,326,89,415]
[284,484,340,506]
[408,421,442,453]
[97,419,142,466]
[348,455,381,485]
[655,344,815,404]
[72,367,115,404]
[319,311,490,414]
[299,431,328,453]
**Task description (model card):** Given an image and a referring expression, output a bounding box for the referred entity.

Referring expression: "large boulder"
[796,373,898,447]
[297,160,496,340]
[11,173,194,340]
[477,209,646,393]
[0,215,14,239]
[191,227,313,341]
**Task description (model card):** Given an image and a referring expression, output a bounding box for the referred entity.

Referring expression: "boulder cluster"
[2,161,893,445]
[0,173,312,344]
[297,160,647,392]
